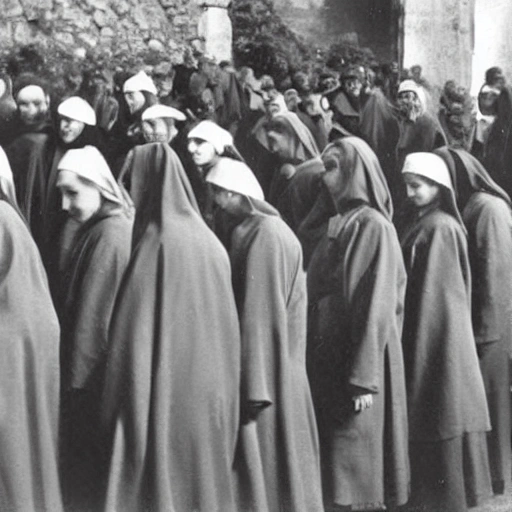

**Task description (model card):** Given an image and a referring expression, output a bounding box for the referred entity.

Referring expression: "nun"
[434,147,512,496]
[0,147,63,512]
[306,137,410,511]
[399,152,492,512]
[55,145,134,512]
[206,158,323,512]
[101,143,241,512]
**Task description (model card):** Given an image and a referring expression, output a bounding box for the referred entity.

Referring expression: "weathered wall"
[471,0,512,94]
[402,0,474,89]
[0,0,232,63]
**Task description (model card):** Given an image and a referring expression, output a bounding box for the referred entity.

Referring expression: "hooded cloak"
[399,152,492,511]
[434,147,512,494]
[101,143,241,512]
[208,160,323,510]
[0,195,63,512]
[306,136,409,509]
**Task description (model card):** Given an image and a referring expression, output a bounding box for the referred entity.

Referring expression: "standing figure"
[399,152,492,512]
[435,147,512,496]
[306,137,410,511]
[55,146,133,512]
[0,147,63,512]
[101,143,241,512]
[206,158,323,512]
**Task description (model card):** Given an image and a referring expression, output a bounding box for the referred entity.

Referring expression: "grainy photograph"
[0,0,511,511]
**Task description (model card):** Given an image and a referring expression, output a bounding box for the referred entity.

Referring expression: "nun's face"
[57,170,102,223]
[404,173,440,208]
[124,91,146,114]
[187,138,217,167]
[16,85,49,126]
[142,118,173,143]
[59,116,86,144]
[267,128,293,162]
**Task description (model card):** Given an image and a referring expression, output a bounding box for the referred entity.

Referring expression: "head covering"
[58,146,130,208]
[398,79,427,112]
[123,71,158,95]
[142,104,186,122]
[13,73,50,100]
[434,146,511,205]
[266,93,288,115]
[58,96,97,125]
[206,157,264,201]
[188,120,234,154]
[402,151,464,226]
[322,137,393,221]
[266,112,320,162]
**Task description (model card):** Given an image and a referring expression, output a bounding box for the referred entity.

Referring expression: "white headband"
[123,71,157,95]
[142,104,186,122]
[188,120,234,154]
[58,96,97,126]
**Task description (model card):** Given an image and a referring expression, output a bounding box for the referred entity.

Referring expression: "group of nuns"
[0,68,511,512]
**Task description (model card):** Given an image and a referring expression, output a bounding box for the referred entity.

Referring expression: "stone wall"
[0,0,205,63]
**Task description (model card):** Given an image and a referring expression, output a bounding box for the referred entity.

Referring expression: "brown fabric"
[228,203,323,512]
[101,143,241,512]
[0,200,63,512]
[400,207,490,442]
[307,205,409,509]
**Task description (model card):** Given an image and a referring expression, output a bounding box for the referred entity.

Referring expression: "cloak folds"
[228,200,323,512]
[306,137,409,510]
[101,143,241,512]
[0,200,63,512]
[400,206,492,511]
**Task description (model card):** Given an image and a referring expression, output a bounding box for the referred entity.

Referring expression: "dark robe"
[435,147,512,495]
[101,143,241,512]
[58,208,133,512]
[4,120,56,250]
[227,199,323,512]
[0,199,63,512]
[306,137,409,510]
[400,203,492,511]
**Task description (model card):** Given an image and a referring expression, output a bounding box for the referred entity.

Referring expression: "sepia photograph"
[0,0,511,510]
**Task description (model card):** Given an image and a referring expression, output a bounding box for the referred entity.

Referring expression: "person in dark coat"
[0,147,63,512]
[55,145,133,512]
[434,147,512,496]
[306,137,410,511]
[101,143,241,512]
[265,111,324,233]
[4,73,56,250]
[206,157,323,512]
[399,152,492,512]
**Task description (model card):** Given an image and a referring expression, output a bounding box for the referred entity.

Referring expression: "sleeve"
[342,217,405,395]
[68,228,131,390]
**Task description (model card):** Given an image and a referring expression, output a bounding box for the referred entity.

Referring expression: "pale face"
[187,137,217,167]
[59,116,86,144]
[210,184,243,215]
[124,90,146,114]
[404,173,440,208]
[267,129,292,161]
[142,118,172,143]
[57,170,102,223]
[342,78,362,98]
[16,85,49,126]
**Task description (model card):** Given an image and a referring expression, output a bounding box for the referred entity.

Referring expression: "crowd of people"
[0,43,511,512]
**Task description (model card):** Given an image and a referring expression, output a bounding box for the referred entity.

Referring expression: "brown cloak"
[227,199,323,512]
[306,138,409,509]
[101,143,241,512]
[0,200,63,512]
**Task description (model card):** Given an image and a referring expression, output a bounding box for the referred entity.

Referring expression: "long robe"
[400,206,492,511]
[0,200,63,512]
[229,202,323,512]
[307,205,410,510]
[58,210,133,512]
[101,143,241,512]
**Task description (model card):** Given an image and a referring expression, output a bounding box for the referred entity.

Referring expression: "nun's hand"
[352,394,373,412]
